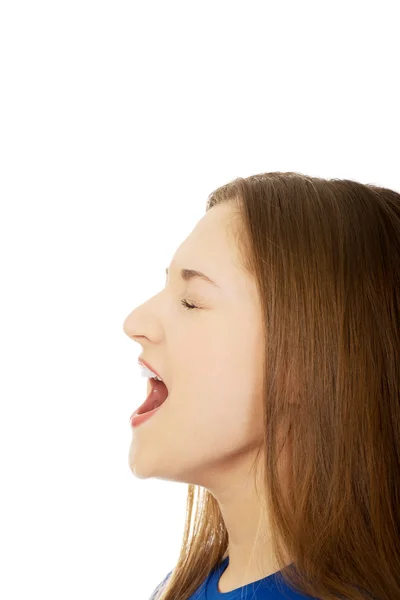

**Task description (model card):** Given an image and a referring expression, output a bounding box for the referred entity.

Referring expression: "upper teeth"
[140,364,163,381]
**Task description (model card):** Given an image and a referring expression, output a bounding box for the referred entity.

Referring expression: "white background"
[0,1,399,598]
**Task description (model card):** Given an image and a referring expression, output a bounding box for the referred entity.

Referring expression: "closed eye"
[180,299,198,310]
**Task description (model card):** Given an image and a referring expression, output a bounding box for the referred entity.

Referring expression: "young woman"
[123,171,400,599]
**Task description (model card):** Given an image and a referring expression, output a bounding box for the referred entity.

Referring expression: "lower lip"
[130,403,164,428]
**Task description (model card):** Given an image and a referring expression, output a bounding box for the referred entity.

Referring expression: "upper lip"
[138,357,164,381]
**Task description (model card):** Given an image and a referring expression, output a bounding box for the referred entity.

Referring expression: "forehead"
[169,204,255,298]
[172,204,237,268]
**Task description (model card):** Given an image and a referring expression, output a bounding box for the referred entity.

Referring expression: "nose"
[123,313,147,347]
[123,317,138,340]
[122,315,130,337]
[122,291,163,343]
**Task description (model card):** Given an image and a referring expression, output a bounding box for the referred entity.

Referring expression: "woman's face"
[124,202,265,488]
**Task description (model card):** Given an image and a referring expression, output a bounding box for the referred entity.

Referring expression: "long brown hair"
[151,172,400,600]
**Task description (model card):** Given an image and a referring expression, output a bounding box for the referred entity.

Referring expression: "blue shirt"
[151,556,317,599]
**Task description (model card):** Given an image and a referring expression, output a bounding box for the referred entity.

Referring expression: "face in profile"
[123,202,265,489]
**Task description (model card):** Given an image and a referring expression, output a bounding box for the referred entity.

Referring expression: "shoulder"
[149,570,173,599]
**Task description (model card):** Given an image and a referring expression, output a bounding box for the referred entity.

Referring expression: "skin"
[123,202,286,592]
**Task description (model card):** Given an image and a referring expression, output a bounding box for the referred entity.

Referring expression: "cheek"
[170,372,264,450]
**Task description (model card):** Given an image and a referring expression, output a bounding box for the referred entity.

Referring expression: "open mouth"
[136,378,169,415]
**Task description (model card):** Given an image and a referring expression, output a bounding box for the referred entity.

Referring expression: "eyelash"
[180,298,198,310]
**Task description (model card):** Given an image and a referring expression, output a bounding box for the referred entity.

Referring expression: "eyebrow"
[165,267,220,289]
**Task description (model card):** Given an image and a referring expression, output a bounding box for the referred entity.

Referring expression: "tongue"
[137,380,169,415]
